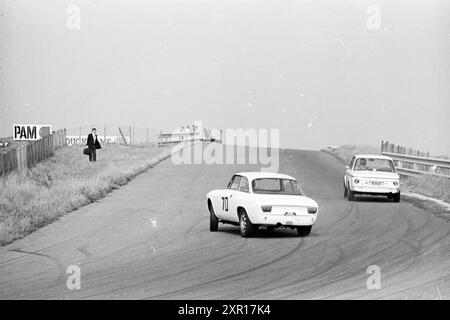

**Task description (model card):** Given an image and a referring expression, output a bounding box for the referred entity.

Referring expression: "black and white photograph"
[0,0,449,307]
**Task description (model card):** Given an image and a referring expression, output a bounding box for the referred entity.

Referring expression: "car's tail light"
[393,181,399,186]
[307,207,318,214]
[261,205,272,212]
[354,179,360,184]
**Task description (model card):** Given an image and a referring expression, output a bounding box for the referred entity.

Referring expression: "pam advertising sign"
[13,124,52,141]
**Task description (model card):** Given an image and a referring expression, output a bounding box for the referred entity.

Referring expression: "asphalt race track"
[1,146,449,299]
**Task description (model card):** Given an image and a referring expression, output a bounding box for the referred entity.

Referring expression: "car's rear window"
[252,178,303,195]
[354,158,396,172]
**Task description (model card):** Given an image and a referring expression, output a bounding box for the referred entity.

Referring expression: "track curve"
[0,147,449,299]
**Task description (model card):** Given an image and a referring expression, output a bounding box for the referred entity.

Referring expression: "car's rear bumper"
[253,214,317,227]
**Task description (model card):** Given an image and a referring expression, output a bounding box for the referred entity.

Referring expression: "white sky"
[1,0,449,155]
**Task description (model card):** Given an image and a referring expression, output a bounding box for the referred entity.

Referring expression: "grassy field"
[322,145,450,203]
[0,144,172,245]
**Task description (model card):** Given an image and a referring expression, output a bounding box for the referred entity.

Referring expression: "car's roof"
[235,172,296,181]
[354,154,393,160]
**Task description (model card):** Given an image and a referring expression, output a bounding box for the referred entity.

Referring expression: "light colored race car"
[344,154,401,202]
[206,172,319,237]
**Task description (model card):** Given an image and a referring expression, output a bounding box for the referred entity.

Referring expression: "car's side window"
[291,180,304,195]
[226,176,235,189]
[238,177,249,193]
[349,156,356,170]
[283,179,294,193]
[229,176,242,191]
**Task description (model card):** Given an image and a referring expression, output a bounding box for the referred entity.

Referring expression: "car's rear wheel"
[297,225,312,236]
[209,203,219,232]
[239,209,254,238]
[393,192,401,203]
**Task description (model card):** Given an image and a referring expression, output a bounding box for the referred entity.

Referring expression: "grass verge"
[0,144,173,245]
[401,175,450,203]
[321,144,380,165]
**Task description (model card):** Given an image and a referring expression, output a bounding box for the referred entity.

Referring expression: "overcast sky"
[1,0,449,155]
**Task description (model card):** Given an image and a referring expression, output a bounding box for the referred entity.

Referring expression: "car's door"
[227,176,251,223]
[211,176,232,220]
[219,175,241,221]
[211,191,225,220]
[345,156,356,186]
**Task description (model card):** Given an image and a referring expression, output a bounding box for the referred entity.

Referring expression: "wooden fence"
[0,149,17,175]
[0,129,66,176]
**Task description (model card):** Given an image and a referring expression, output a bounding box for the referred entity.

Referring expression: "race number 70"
[221,197,229,212]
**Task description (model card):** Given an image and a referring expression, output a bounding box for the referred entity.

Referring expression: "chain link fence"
[66,124,161,148]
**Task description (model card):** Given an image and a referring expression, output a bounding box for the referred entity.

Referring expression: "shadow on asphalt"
[351,195,396,203]
[217,226,315,238]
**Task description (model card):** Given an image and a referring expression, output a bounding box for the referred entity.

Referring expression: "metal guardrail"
[381,151,450,178]
[381,140,450,178]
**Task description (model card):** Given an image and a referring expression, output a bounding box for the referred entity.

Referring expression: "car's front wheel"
[209,203,219,232]
[297,225,312,236]
[344,182,348,198]
[239,209,255,238]
[347,186,355,201]
[393,192,401,203]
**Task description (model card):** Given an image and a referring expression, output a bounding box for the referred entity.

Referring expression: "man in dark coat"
[86,128,101,162]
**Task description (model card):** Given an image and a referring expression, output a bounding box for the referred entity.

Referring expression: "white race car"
[206,172,319,237]
[344,154,401,202]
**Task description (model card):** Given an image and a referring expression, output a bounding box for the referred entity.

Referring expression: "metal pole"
[119,127,128,146]
[129,126,132,145]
